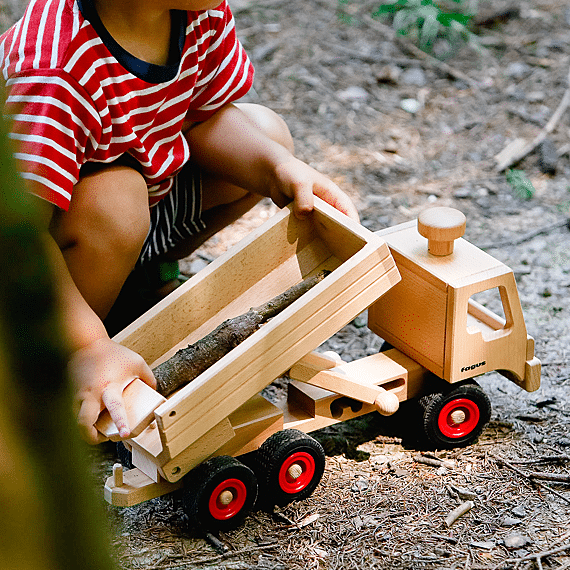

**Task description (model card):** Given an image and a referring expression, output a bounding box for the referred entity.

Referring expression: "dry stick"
[144,543,278,570]
[496,64,570,172]
[477,219,568,250]
[153,271,330,397]
[510,454,570,466]
[445,501,474,528]
[529,472,570,483]
[492,543,570,570]
[492,454,570,505]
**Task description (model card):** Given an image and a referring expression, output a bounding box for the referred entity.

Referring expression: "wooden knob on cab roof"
[418,207,466,256]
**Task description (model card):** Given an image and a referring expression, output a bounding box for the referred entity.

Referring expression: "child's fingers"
[102,387,131,440]
[292,184,314,218]
[137,360,157,391]
[77,397,109,445]
[314,184,360,222]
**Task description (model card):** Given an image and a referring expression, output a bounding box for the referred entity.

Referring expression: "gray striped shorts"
[137,162,206,266]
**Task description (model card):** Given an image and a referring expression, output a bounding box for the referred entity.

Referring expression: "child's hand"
[269,156,360,222]
[69,337,156,444]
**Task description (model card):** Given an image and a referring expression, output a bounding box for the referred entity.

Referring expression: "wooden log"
[153,270,330,397]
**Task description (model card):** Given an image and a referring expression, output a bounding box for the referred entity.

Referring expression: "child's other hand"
[269,156,360,222]
[69,338,156,444]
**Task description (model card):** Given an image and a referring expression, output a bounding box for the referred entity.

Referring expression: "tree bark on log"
[153,270,330,397]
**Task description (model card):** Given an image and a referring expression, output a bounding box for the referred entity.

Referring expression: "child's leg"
[161,103,294,260]
[49,165,150,320]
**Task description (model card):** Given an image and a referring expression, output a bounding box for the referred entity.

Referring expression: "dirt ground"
[3,0,570,568]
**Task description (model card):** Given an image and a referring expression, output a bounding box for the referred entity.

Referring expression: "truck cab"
[367,207,540,392]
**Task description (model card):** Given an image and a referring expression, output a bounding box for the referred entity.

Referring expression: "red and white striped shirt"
[0,0,254,210]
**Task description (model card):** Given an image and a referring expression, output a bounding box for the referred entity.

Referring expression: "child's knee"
[236,103,295,154]
[52,166,150,261]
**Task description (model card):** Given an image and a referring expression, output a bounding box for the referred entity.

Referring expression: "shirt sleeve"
[184,1,254,123]
[4,69,102,211]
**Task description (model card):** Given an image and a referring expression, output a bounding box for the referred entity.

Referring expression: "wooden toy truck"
[101,200,540,531]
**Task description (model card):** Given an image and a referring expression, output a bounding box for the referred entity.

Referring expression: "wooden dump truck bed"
[111,199,400,484]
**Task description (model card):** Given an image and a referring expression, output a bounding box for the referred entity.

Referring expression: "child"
[1,0,359,444]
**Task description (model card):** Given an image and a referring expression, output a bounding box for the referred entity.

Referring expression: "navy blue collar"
[76,0,186,83]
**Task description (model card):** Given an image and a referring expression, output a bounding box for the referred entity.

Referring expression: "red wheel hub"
[278,451,316,494]
[208,478,247,520]
[438,398,480,438]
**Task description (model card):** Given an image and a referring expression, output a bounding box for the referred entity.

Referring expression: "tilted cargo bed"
[110,198,400,485]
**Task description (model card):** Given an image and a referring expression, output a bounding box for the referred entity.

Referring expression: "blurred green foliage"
[373,0,478,54]
[506,169,536,201]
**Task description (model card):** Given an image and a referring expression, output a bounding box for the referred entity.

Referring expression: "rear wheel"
[183,456,257,532]
[420,382,491,449]
[256,429,325,508]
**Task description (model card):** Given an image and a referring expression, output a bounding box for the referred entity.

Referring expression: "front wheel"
[256,429,325,508]
[419,382,491,449]
[183,456,258,532]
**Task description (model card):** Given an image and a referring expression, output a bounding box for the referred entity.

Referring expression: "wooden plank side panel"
[157,250,393,453]
[114,205,315,363]
[159,417,236,482]
[156,234,388,430]
[158,253,399,457]
[150,237,335,368]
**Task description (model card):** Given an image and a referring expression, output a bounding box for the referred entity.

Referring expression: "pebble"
[453,188,472,199]
[502,516,522,527]
[503,533,531,549]
[351,478,369,492]
[538,138,558,174]
[401,67,427,86]
[506,62,531,79]
[511,505,527,518]
[337,86,369,102]
[527,91,546,102]
[470,541,495,550]
[400,98,421,114]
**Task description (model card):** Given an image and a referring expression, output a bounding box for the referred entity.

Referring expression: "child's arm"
[185,103,360,222]
[41,206,156,444]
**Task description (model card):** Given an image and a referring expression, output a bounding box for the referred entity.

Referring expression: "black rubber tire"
[116,442,133,469]
[182,456,258,532]
[255,429,325,508]
[419,382,491,449]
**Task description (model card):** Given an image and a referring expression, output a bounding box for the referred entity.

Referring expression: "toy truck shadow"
[102,200,540,532]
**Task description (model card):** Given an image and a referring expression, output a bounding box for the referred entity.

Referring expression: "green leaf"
[437,12,472,27]
[506,169,536,200]
[375,0,408,14]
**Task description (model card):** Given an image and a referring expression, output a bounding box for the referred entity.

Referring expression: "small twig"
[445,501,475,527]
[204,532,229,553]
[478,219,568,250]
[414,454,444,468]
[529,472,570,483]
[493,454,570,505]
[510,454,570,466]
[325,42,418,67]
[495,64,570,171]
[502,543,570,566]
[144,543,277,569]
